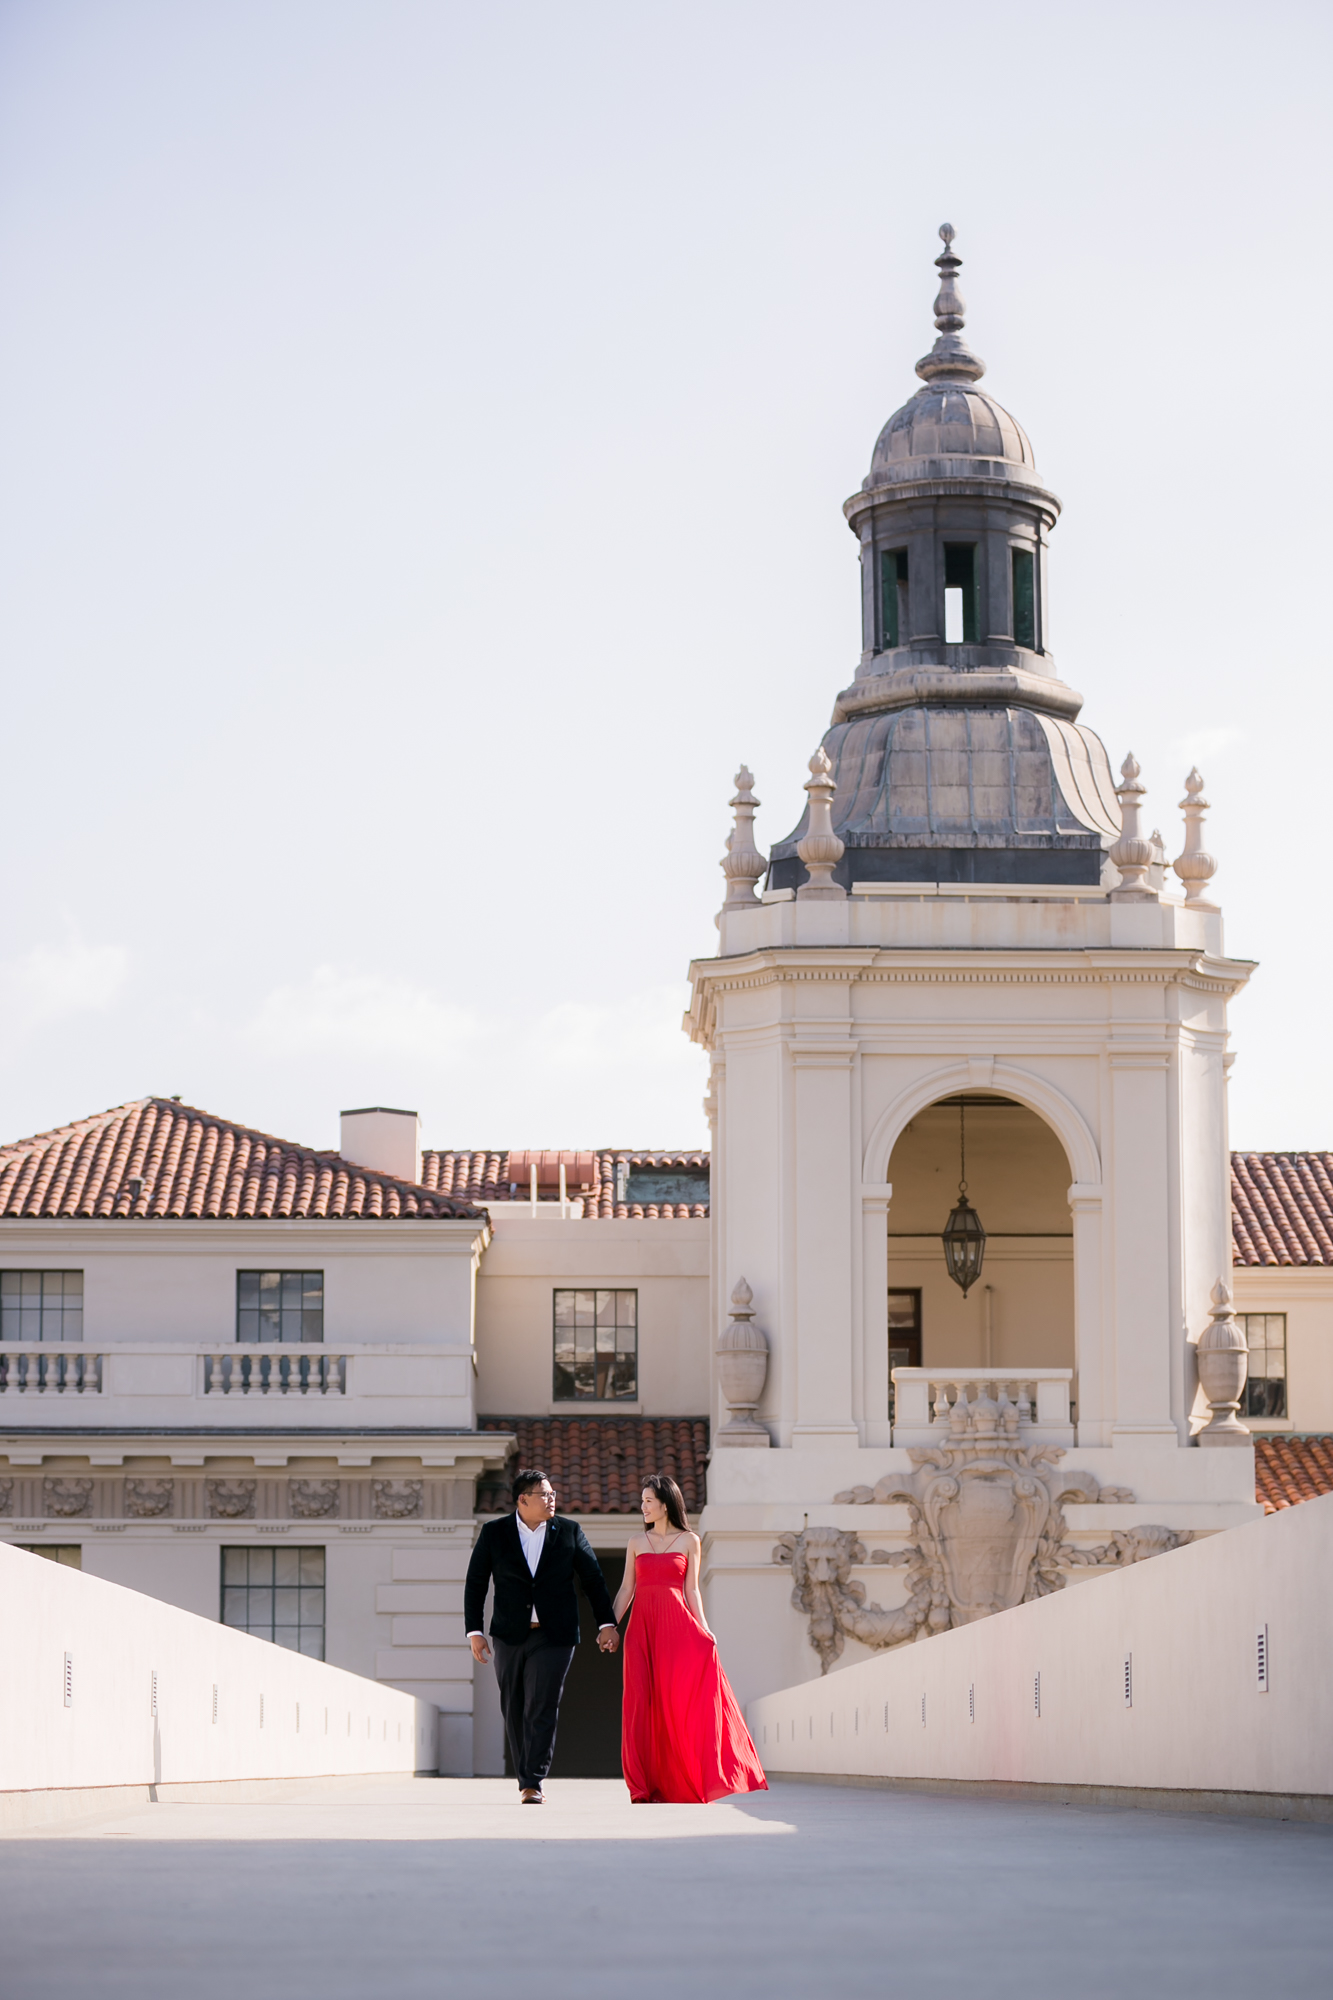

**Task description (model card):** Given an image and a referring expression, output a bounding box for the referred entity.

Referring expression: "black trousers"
[492,1631,576,1791]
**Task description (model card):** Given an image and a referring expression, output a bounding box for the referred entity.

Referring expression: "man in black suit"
[465,1467,619,1802]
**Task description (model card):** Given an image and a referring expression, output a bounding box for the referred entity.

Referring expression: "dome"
[868,383,1035,482]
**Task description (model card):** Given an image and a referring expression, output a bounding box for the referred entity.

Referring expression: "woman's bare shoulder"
[686,1529,702,1552]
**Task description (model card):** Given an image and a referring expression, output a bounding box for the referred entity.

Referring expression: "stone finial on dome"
[916,224,986,387]
[796,747,847,900]
[721,765,766,909]
[1172,768,1219,909]
[1108,753,1157,900]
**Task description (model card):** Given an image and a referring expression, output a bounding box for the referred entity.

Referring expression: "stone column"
[1108,1050,1177,1444]
[860,1186,893,1447]
[791,1042,858,1445]
[1068,1184,1108,1446]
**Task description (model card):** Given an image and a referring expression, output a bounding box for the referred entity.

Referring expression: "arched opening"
[884,1093,1074,1379]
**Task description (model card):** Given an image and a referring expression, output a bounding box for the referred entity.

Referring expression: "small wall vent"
[1033,1672,1042,1717]
[63,1652,73,1709]
[968,1683,976,1724]
[212,1684,218,1724]
[1256,1624,1270,1693]
[1123,1653,1133,1709]
[150,1670,158,1717]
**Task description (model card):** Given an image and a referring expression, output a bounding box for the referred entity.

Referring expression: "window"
[1240,1313,1286,1420]
[879,548,909,650]
[0,1271,83,1342]
[554,1289,638,1401]
[222,1546,325,1657]
[236,1271,323,1344]
[943,544,977,644]
[887,1289,922,1420]
[1012,547,1036,649]
[623,1168,709,1206]
[16,1545,82,1567]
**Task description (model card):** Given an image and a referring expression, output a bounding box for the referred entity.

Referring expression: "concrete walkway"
[2,1777,1329,1999]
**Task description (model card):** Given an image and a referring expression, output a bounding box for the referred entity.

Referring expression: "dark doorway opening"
[502,1549,626,1780]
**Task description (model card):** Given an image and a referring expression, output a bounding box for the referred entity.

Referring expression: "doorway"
[502,1548,626,1779]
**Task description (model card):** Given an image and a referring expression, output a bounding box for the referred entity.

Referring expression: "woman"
[614,1472,767,1804]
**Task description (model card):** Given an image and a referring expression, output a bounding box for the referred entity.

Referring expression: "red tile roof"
[0,1099,485,1222]
[1231,1153,1333,1266]
[422,1151,709,1220]
[476,1416,710,1515]
[1253,1436,1333,1512]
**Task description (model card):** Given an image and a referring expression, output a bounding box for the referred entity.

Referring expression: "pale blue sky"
[0,0,1328,1155]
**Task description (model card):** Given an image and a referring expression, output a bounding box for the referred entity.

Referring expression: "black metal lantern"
[942,1102,986,1295]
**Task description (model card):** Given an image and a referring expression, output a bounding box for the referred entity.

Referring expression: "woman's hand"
[611,1542,638,1624]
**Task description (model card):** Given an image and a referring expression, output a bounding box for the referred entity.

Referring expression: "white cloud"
[246,965,484,1064]
[0,934,129,1034]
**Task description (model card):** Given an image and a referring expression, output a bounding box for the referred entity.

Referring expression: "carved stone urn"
[715,1277,770,1446]
[1195,1279,1251,1447]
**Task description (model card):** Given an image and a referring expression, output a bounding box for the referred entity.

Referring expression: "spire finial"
[1108,751,1158,901]
[916,224,985,386]
[796,746,847,900]
[720,764,766,911]
[1172,768,1219,909]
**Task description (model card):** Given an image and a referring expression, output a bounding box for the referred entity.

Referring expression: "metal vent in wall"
[1123,1653,1133,1709]
[1033,1672,1041,1717]
[1256,1625,1270,1693]
[63,1652,72,1709]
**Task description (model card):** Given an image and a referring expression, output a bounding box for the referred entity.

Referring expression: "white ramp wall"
[0,1544,435,1814]
[748,1495,1333,1809]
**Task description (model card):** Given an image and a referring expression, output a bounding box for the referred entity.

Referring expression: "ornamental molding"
[772,1386,1191,1672]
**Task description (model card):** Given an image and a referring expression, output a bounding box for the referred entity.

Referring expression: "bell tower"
[689,229,1261,1707]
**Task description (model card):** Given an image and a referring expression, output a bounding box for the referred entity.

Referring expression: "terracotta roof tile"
[476,1416,710,1515]
[0,1100,485,1222]
[422,1150,709,1220]
[1253,1436,1333,1512]
[1231,1153,1333,1265]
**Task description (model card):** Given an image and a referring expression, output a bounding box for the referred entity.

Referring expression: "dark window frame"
[236,1270,324,1345]
[553,1287,638,1402]
[943,543,978,644]
[1011,546,1037,650]
[887,1287,923,1420]
[1239,1312,1287,1420]
[878,547,909,650]
[0,1270,84,1343]
[221,1545,326,1658]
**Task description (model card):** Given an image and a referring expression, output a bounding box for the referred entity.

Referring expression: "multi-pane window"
[1240,1313,1287,1420]
[236,1271,323,1344]
[554,1289,638,1401]
[222,1547,325,1657]
[0,1271,84,1342]
[887,1289,922,1420]
[16,1545,82,1568]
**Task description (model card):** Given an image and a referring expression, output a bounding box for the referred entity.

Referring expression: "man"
[465,1468,619,1803]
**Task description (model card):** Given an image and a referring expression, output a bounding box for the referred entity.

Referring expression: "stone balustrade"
[891,1366,1075,1447]
[0,1343,475,1429]
[202,1349,347,1397]
[0,1349,103,1396]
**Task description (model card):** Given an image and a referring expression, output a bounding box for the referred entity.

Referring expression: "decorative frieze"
[289,1478,340,1520]
[372,1479,422,1520]
[207,1478,257,1520]
[43,1477,93,1519]
[124,1478,173,1518]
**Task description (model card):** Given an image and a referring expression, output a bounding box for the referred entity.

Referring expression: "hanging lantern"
[942,1102,986,1296]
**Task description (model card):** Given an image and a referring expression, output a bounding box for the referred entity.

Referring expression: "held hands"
[597,1627,621,1654]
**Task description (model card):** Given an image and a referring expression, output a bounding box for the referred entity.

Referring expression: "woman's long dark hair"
[642,1473,690,1533]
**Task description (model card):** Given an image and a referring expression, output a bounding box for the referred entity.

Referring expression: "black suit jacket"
[464,1513,616,1648]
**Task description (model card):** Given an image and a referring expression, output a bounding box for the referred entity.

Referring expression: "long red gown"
[621,1550,768,1803]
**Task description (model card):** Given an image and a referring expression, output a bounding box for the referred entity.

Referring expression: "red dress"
[621,1550,768,1804]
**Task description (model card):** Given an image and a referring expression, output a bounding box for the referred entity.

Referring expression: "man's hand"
[469,1634,491,1664]
[597,1627,620,1654]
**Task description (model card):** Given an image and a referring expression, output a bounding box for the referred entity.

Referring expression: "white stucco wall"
[0,1542,435,1816]
[747,1493,1332,1802]
[474,1213,710,1416]
[0,1219,485,1348]
[1232,1267,1333,1435]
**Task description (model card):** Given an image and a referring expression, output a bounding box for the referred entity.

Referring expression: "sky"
[0,0,1329,1157]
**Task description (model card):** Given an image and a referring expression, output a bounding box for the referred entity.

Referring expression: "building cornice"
[685,946,1255,1047]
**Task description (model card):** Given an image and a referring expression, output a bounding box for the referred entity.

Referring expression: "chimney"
[339,1107,421,1185]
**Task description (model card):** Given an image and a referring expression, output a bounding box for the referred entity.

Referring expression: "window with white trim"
[1240,1313,1286,1420]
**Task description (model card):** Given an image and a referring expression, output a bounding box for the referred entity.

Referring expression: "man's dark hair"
[512,1467,551,1505]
